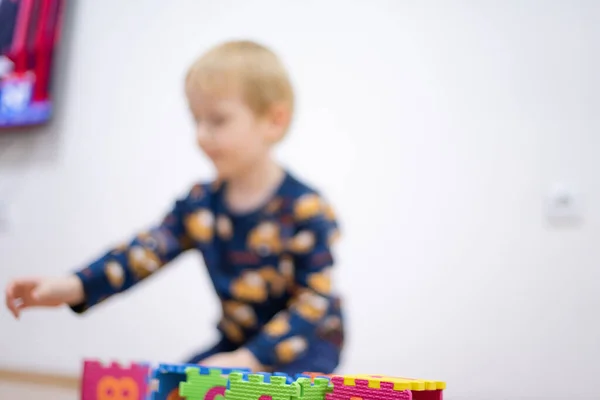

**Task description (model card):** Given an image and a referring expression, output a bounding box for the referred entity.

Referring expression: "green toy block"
[180,367,229,400]
[295,377,333,400]
[225,372,300,400]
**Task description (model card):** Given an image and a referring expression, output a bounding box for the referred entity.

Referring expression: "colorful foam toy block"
[325,376,413,400]
[149,363,201,400]
[81,359,151,400]
[335,375,445,400]
[294,376,333,400]
[224,372,300,400]
[79,360,446,400]
[177,366,250,400]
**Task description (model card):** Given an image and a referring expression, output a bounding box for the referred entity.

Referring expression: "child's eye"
[209,115,228,126]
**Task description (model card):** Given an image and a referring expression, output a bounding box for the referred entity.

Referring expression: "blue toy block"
[150,363,201,400]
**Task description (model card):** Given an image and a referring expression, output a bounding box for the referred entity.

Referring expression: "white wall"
[1,1,599,399]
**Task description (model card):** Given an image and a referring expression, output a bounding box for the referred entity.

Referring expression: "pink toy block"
[336,375,444,400]
[81,359,150,400]
[326,376,412,400]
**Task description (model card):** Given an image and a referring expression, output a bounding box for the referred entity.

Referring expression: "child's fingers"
[5,279,41,318]
[10,279,39,300]
[5,278,67,317]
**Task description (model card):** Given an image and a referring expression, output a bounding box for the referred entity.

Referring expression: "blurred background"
[0,0,599,399]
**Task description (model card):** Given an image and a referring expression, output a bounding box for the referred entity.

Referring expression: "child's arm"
[68,186,202,313]
[244,197,341,368]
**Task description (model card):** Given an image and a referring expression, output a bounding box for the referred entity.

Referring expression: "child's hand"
[199,348,265,372]
[4,275,84,319]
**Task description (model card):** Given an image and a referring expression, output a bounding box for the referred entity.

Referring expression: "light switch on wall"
[545,183,582,225]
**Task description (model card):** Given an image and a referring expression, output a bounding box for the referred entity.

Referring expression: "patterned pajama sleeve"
[69,192,197,313]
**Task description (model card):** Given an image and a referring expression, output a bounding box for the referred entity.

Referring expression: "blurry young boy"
[4,40,345,374]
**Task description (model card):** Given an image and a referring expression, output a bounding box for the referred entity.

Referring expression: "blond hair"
[185,40,294,121]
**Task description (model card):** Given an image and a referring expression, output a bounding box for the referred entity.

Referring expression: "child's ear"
[264,102,291,142]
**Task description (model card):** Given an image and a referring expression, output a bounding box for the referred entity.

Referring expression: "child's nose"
[196,125,212,143]
[196,128,218,154]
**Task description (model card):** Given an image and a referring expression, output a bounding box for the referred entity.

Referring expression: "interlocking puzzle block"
[325,376,413,400]
[294,376,333,400]
[149,363,200,400]
[82,359,151,400]
[177,366,250,400]
[338,375,445,400]
[224,372,300,400]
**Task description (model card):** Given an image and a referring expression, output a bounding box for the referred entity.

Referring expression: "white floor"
[0,381,78,400]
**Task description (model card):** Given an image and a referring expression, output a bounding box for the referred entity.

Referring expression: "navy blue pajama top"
[70,170,344,370]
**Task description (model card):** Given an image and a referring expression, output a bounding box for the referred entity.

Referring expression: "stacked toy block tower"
[80,359,446,400]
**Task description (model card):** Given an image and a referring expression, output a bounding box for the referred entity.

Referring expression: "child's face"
[186,89,280,180]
